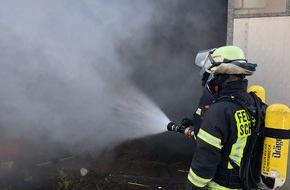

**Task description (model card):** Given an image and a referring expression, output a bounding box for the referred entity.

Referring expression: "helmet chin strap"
[206,74,230,94]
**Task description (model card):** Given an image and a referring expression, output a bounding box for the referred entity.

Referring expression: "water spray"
[167,122,195,138]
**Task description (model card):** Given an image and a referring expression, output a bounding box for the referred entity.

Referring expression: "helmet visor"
[195,49,215,76]
[195,49,212,67]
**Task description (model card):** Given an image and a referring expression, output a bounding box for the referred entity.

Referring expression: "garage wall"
[233,16,290,105]
[229,1,290,188]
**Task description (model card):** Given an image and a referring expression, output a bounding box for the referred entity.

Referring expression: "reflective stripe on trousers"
[207,181,243,190]
[187,168,212,188]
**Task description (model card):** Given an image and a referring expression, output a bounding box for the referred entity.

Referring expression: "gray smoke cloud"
[0,0,171,155]
[0,0,228,160]
[117,1,227,121]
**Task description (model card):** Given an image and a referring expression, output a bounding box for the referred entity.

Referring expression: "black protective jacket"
[187,79,257,189]
[181,87,215,137]
[193,87,216,135]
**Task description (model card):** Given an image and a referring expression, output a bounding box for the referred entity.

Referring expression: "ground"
[0,132,194,190]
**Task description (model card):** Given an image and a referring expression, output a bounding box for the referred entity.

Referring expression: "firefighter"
[180,50,218,137]
[181,82,215,138]
[185,45,258,189]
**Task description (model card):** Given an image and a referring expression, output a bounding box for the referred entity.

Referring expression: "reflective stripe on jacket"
[187,80,254,189]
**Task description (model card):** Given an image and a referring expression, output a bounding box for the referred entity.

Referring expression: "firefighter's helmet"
[211,45,245,63]
[195,45,257,76]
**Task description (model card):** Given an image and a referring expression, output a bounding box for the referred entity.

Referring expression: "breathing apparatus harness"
[214,91,265,190]
[216,91,290,190]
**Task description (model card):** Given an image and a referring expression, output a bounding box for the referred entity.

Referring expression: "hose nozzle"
[167,122,184,132]
[167,122,195,138]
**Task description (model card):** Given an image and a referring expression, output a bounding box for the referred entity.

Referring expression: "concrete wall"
[229,1,290,188]
[227,0,290,45]
[234,0,287,15]
[233,16,290,105]
[228,0,290,105]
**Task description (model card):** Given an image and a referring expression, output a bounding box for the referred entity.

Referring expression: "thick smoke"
[0,0,171,156]
[0,0,227,159]
[118,1,227,121]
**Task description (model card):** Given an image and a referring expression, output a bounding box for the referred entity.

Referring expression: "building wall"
[233,16,290,105]
[228,0,290,104]
[234,0,287,15]
[228,0,290,188]
[227,0,290,45]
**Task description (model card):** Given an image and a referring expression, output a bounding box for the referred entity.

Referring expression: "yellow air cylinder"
[247,85,266,103]
[261,104,290,189]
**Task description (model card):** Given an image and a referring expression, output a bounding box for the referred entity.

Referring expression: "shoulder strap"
[216,92,263,190]
[240,92,263,190]
[215,93,258,125]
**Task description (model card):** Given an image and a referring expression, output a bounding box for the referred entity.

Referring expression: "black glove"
[181,117,195,127]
